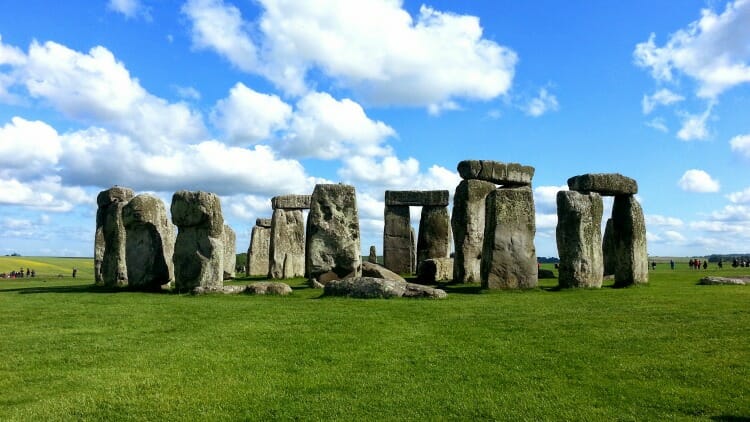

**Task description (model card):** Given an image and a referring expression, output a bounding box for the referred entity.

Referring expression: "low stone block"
[384,190,449,206]
[245,282,293,295]
[271,194,311,210]
[417,258,453,283]
[567,173,638,196]
[323,277,447,299]
[457,160,534,186]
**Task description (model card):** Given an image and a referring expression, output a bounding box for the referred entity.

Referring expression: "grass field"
[0,257,748,420]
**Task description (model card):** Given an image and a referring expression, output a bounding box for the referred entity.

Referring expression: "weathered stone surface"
[269,208,305,279]
[271,194,311,210]
[368,245,377,263]
[538,268,555,279]
[556,191,604,288]
[457,160,535,186]
[192,285,245,295]
[602,218,615,276]
[101,201,130,287]
[699,276,749,286]
[171,190,225,292]
[567,173,638,196]
[384,190,449,206]
[306,184,362,283]
[95,186,135,286]
[383,205,413,274]
[256,218,272,228]
[323,277,447,299]
[452,179,496,283]
[245,282,293,295]
[481,186,538,289]
[417,258,453,283]
[612,195,648,287]
[410,227,416,273]
[247,225,271,277]
[417,206,451,266]
[310,279,325,289]
[222,224,236,280]
[362,261,406,283]
[122,194,175,290]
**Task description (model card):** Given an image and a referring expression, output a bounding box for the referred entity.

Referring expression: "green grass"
[0,259,748,420]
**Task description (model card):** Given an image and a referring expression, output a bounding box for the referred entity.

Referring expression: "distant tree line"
[538,256,560,264]
[706,254,750,263]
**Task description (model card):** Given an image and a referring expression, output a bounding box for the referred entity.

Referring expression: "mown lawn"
[0,258,748,421]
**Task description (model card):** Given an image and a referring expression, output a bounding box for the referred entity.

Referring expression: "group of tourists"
[1,268,35,278]
[732,258,749,268]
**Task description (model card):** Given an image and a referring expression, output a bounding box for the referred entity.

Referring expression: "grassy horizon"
[1,257,748,420]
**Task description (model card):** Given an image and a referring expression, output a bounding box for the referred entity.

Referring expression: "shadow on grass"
[710,416,750,422]
[2,284,120,294]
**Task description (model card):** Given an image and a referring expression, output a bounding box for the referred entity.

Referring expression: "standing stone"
[383,205,412,275]
[122,194,175,290]
[96,186,135,286]
[171,191,224,292]
[368,245,378,264]
[556,191,604,288]
[451,179,496,283]
[417,258,454,283]
[481,186,537,289]
[612,195,648,287]
[222,224,236,280]
[602,218,615,276]
[269,208,305,279]
[306,184,362,284]
[247,220,271,277]
[416,206,451,267]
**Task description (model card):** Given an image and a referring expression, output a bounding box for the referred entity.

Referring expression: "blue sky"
[0,0,749,258]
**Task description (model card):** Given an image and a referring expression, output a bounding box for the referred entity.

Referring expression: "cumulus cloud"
[676,105,712,141]
[0,117,61,177]
[641,88,684,114]
[107,0,150,20]
[663,230,687,242]
[727,187,750,203]
[183,0,517,108]
[211,82,292,145]
[534,185,567,214]
[646,214,684,227]
[634,0,750,99]
[730,134,750,158]
[523,88,559,117]
[678,169,720,193]
[645,117,668,133]
[338,156,459,192]
[0,176,91,212]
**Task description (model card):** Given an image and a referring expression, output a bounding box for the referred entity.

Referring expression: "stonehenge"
[451,179,496,283]
[556,173,648,288]
[268,194,309,279]
[122,194,175,290]
[383,190,450,275]
[246,218,271,277]
[222,224,236,280]
[96,186,135,288]
[305,184,362,284]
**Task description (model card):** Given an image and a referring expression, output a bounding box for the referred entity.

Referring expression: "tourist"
[72,268,77,278]
[703,260,707,270]
[651,261,656,270]
[670,259,675,270]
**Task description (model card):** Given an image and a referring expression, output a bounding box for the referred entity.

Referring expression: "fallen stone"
[310,279,325,289]
[481,186,538,289]
[699,276,749,286]
[451,179,496,283]
[305,184,362,283]
[192,285,245,295]
[245,282,293,295]
[384,190,449,206]
[556,190,604,288]
[362,261,406,283]
[222,224,236,280]
[457,160,534,186]
[122,194,175,290]
[417,258,453,283]
[268,208,305,279]
[256,218,272,228]
[567,173,638,196]
[612,195,648,287]
[271,194,311,210]
[171,190,225,292]
[323,277,447,299]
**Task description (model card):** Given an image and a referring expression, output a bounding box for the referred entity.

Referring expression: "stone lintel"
[255,218,272,228]
[271,194,311,210]
[567,173,638,196]
[384,190,449,206]
[457,160,534,186]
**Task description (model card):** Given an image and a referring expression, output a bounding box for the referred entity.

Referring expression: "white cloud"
[535,213,558,230]
[337,156,460,193]
[182,0,258,72]
[533,185,568,214]
[727,187,750,203]
[107,0,150,20]
[646,214,684,227]
[282,92,396,159]
[211,82,292,145]
[663,230,687,242]
[523,88,559,117]
[634,0,750,99]
[676,105,712,141]
[645,117,668,133]
[174,85,201,100]
[641,88,684,114]
[184,0,517,108]
[0,117,61,177]
[730,134,750,158]
[0,176,91,212]
[678,169,720,193]
[708,204,750,222]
